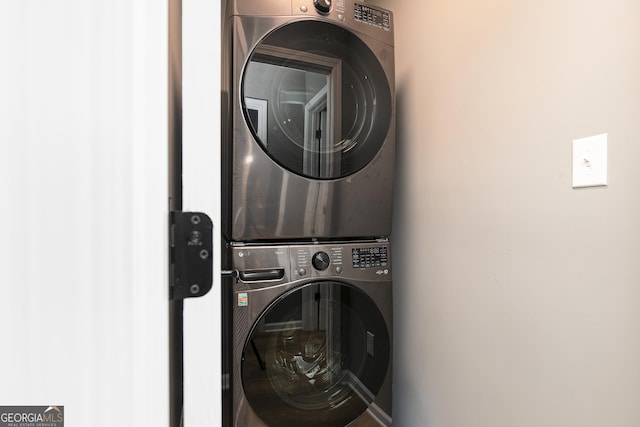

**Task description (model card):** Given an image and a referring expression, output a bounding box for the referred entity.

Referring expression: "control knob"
[311,251,331,271]
[313,0,332,14]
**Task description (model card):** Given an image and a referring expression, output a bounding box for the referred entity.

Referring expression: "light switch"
[572,134,607,188]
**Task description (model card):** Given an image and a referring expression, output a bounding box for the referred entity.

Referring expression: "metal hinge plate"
[169,211,213,300]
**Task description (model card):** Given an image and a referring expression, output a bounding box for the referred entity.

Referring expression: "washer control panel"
[290,242,390,280]
[352,246,388,269]
[294,246,344,276]
[232,242,391,287]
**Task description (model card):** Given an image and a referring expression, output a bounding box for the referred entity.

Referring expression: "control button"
[300,5,308,12]
[338,14,344,21]
[335,266,343,274]
[313,0,331,14]
[312,251,331,271]
[298,268,307,276]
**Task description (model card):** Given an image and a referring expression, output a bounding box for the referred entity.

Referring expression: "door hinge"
[169,211,213,300]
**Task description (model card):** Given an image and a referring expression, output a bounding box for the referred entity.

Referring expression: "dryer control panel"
[353,3,391,31]
[292,0,394,46]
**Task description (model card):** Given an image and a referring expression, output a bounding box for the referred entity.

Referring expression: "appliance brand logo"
[0,406,64,427]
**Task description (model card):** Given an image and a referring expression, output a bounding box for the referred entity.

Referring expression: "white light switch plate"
[572,133,607,188]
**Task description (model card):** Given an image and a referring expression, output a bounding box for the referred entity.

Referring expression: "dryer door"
[242,20,392,179]
[242,281,391,427]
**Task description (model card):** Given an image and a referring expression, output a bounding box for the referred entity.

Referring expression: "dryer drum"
[241,281,390,427]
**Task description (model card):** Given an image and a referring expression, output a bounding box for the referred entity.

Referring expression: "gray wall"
[370,0,640,425]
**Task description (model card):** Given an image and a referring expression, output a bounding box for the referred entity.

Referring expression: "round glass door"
[242,21,392,179]
[242,281,390,427]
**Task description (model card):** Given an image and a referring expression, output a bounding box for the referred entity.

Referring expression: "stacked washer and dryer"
[221,0,395,425]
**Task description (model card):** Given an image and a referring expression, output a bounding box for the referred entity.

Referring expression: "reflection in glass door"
[242,282,390,427]
[245,44,342,179]
[242,20,391,179]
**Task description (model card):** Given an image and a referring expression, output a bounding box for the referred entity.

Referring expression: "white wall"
[181,0,222,425]
[370,0,640,425]
[0,2,168,426]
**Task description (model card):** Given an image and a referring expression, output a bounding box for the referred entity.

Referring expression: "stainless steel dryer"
[222,0,395,241]
[222,241,393,426]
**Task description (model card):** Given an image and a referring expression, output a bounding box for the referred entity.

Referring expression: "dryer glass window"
[242,21,392,179]
[242,281,390,427]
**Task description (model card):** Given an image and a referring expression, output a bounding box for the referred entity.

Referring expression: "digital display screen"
[354,3,390,30]
[352,246,388,268]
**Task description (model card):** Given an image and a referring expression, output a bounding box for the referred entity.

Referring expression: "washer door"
[242,20,392,179]
[242,281,390,427]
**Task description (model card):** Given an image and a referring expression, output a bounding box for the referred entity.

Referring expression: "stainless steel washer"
[222,0,395,241]
[223,241,393,426]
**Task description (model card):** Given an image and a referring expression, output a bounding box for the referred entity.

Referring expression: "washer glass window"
[242,21,392,179]
[242,281,390,427]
